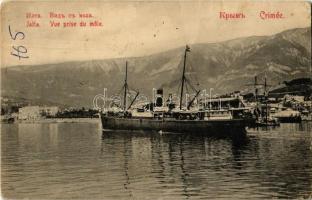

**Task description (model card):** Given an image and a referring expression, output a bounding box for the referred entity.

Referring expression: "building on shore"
[18,106,59,120]
[40,106,59,117]
[18,106,41,120]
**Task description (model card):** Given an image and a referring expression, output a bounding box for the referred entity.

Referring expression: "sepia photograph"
[1,0,312,199]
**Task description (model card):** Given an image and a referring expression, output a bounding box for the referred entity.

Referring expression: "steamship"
[100,45,252,137]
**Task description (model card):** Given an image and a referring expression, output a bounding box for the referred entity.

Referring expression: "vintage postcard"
[1,0,311,199]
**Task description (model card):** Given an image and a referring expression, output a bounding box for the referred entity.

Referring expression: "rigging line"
[187,62,200,86]
[127,86,133,93]
[115,77,127,96]
[185,83,189,94]
[127,92,140,110]
[185,78,198,93]
[128,86,139,94]
[115,86,124,97]
[177,84,181,98]
[185,79,192,93]
[187,90,201,110]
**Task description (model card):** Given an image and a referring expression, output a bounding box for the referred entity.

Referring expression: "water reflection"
[1,122,312,199]
[101,124,312,199]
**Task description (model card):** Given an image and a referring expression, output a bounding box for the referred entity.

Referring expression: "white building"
[18,106,41,120]
[18,106,59,120]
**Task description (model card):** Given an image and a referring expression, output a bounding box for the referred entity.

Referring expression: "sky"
[1,0,311,67]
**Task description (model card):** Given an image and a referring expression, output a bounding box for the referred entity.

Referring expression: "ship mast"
[180,45,190,110]
[123,61,128,111]
[264,76,268,124]
[255,76,258,103]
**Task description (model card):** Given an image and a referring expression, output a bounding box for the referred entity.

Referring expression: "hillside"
[1,27,311,107]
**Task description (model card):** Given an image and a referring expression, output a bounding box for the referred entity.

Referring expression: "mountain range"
[1,27,311,108]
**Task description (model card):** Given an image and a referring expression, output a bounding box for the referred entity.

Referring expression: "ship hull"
[100,115,246,138]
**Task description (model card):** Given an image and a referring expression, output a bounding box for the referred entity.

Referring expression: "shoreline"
[6,118,100,124]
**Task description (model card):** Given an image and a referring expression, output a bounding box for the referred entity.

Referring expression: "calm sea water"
[1,121,312,199]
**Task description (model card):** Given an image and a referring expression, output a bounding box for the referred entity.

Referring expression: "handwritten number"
[11,46,29,60]
[8,25,25,40]
[8,25,28,59]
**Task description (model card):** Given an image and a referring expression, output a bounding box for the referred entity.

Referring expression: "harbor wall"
[15,118,100,124]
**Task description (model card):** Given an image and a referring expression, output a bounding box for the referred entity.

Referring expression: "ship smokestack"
[155,89,163,107]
